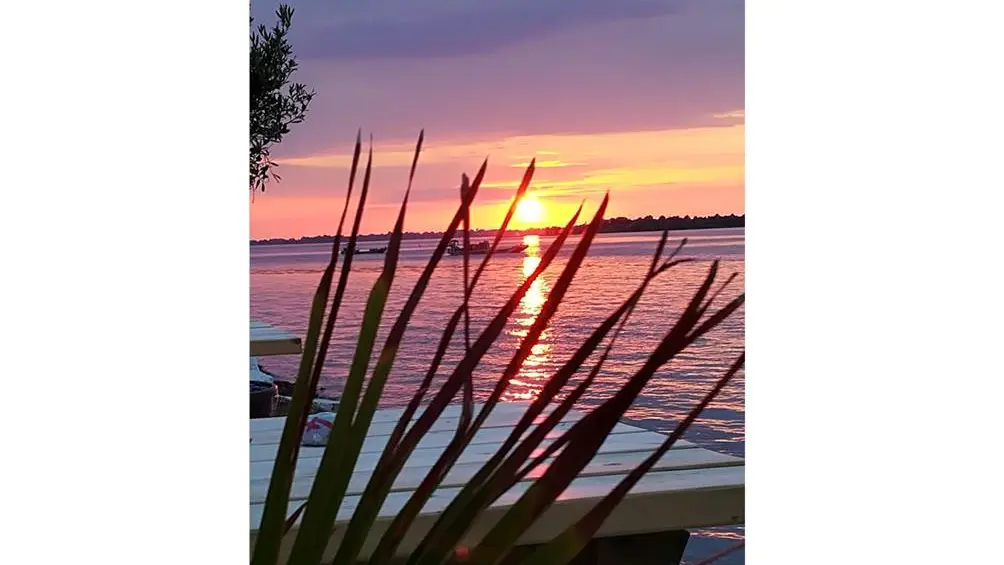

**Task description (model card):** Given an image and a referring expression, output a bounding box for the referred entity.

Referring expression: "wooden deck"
[250,320,302,357]
[249,402,744,561]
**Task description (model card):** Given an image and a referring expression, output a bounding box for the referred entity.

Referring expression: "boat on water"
[341,246,387,256]
[447,239,528,256]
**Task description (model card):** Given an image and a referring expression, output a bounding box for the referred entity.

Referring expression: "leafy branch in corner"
[250,4,315,195]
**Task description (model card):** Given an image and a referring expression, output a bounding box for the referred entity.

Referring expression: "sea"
[251,227,745,564]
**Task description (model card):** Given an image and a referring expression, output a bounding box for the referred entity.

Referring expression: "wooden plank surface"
[250,444,742,503]
[251,467,743,560]
[249,402,744,560]
[250,321,301,356]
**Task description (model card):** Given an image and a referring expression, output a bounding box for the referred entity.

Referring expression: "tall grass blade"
[353,209,581,565]
[285,139,377,565]
[357,159,488,465]
[459,172,474,432]
[386,205,581,473]
[513,252,694,485]
[365,165,537,564]
[251,132,363,565]
[280,132,367,540]
[309,131,364,396]
[516,354,745,565]
[408,232,684,565]
[501,230,676,466]
[511,266,696,488]
[331,156,494,565]
[408,196,610,565]
[468,193,609,437]
[368,212,578,552]
[467,262,733,564]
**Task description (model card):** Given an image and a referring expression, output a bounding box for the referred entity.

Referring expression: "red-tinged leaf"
[469,231,676,490]
[361,211,583,565]
[696,272,738,321]
[360,159,490,464]
[517,354,745,565]
[409,195,612,565]
[466,262,729,565]
[283,501,306,537]
[410,233,689,564]
[365,162,538,565]
[686,293,746,348]
[386,205,582,479]
[467,193,610,438]
[467,158,534,290]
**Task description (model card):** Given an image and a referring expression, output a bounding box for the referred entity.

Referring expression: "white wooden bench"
[249,402,744,564]
[250,320,302,357]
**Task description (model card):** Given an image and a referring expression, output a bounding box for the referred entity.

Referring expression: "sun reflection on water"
[506,243,552,401]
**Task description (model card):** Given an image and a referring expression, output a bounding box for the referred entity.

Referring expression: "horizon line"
[251,213,745,243]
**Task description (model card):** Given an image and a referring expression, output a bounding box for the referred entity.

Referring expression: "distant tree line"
[251,213,744,246]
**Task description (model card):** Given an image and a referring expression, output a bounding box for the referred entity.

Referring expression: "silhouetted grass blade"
[465,261,728,565]
[460,172,474,433]
[325,137,427,565]
[309,130,363,407]
[251,132,363,565]
[249,135,745,565]
[410,225,679,565]
[510,247,690,488]
[517,354,745,565]
[363,162,536,564]
[389,206,581,476]
[409,196,611,565]
[286,138,376,565]
[333,150,489,565]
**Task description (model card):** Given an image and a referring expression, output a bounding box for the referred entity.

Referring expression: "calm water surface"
[250,228,745,562]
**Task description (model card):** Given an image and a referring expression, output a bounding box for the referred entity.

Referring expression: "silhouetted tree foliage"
[251,213,745,246]
[250,5,314,194]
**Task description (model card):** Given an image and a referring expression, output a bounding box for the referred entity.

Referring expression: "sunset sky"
[250,0,744,239]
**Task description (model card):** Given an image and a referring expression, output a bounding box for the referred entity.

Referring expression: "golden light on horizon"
[516,196,544,224]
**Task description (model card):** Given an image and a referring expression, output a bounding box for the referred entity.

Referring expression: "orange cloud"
[276,124,744,173]
[258,123,744,237]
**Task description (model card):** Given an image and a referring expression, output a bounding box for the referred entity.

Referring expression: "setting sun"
[516,196,544,224]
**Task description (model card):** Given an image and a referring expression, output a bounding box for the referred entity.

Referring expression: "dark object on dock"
[271,378,340,416]
[250,380,277,419]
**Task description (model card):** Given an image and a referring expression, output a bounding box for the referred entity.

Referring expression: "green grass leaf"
[285,138,377,565]
[251,131,363,565]
[331,152,493,565]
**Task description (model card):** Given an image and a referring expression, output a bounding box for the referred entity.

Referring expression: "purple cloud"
[297,0,680,60]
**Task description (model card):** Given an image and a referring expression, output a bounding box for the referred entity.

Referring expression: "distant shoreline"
[251,213,744,247]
